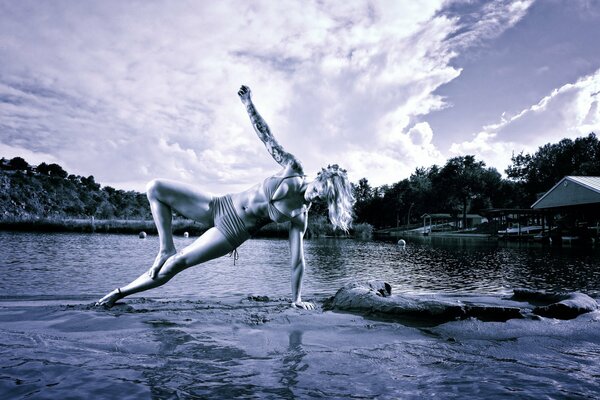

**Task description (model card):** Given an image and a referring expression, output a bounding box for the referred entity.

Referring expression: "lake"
[1,231,599,399]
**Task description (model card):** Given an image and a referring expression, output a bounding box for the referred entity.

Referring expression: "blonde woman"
[96,86,354,309]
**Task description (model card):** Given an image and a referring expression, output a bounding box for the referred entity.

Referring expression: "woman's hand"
[238,85,252,104]
[291,300,316,310]
[147,265,162,279]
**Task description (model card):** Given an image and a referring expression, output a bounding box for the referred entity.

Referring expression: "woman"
[96,85,354,309]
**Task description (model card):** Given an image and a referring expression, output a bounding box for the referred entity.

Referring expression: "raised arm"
[238,85,303,171]
[288,214,314,310]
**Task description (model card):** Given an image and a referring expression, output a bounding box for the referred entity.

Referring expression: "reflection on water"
[281,330,306,393]
[1,231,600,299]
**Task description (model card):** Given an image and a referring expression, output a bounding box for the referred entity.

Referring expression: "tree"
[505,133,600,206]
[436,155,496,229]
[8,157,30,171]
[354,178,373,203]
[353,178,374,224]
[80,175,101,191]
[36,162,50,175]
[505,151,532,183]
[47,163,68,178]
[0,159,154,219]
[407,166,436,222]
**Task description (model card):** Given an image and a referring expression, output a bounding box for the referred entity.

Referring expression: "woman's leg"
[145,179,215,274]
[96,227,234,307]
[96,179,219,307]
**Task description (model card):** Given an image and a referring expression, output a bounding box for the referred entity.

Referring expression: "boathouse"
[482,208,545,238]
[421,213,484,232]
[531,176,600,242]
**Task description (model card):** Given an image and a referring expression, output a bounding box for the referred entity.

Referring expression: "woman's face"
[304,179,325,202]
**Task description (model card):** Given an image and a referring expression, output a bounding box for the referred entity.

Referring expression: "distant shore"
[0,216,297,238]
[0,216,197,235]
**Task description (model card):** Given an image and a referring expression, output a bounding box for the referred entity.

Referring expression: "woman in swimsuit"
[96,85,354,310]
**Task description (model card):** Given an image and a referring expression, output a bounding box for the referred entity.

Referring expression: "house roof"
[531,176,600,209]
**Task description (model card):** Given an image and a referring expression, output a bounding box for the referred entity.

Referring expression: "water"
[1,231,599,399]
[2,232,599,299]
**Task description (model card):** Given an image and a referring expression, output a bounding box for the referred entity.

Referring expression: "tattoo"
[245,102,302,170]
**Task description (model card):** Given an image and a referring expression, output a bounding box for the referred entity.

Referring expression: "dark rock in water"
[326,282,598,324]
[461,305,523,322]
[247,295,270,302]
[511,288,565,304]
[324,281,523,325]
[342,280,392,298]
[511,289,598,320]
[535,294,596,319]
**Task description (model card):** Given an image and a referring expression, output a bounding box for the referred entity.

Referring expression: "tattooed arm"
[238,85,303,171]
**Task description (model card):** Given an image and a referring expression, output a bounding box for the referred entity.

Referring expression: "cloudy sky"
[1,0,600,193]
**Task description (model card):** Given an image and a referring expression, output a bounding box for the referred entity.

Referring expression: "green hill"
[0,157,151,220]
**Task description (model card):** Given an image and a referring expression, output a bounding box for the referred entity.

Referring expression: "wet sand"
[2,295,600,399]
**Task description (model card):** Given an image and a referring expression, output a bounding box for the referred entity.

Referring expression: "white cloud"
[0,0,537,192]
[445,0,535,49]
[0,143,61,167]
[450,68,600,172]
[348,121,446,187]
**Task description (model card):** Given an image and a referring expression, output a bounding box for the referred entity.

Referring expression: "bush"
[351,223,373,240]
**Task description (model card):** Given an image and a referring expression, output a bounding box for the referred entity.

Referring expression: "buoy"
[183,232,189,238]
[397,239,406,246]
[138,231,147,239]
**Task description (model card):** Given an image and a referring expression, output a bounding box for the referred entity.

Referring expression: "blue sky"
[1,0,599,193]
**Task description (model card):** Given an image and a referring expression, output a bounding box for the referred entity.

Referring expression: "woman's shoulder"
[277,163,304,177]
[270,165,305,185]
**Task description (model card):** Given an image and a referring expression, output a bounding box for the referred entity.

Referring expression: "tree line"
[2,132,599,228]
[353,133,600,230]
[0,157,151,220]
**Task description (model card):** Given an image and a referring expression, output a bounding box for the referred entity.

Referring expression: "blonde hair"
[316,164,355,232]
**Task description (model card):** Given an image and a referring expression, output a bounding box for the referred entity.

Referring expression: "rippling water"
[2,231,599,299]
[1,231,599,399]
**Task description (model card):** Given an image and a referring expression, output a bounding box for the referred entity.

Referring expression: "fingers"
[148,267,159,279]
[237,85,251,97]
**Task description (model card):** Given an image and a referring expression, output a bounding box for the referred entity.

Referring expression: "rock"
[325,282,598,324]
[511,289,598,320]
[247,295,270,302]
[534,293,598,319]
[324,281,523,325]
[461,305,523,322]
[511,288,564,304]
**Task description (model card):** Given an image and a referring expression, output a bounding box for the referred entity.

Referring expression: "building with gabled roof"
[532,176,600,209]
[531,176,600,244]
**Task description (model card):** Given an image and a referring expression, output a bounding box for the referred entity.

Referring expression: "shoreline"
[0,217,342,239]
[0,217,205,235]
[375,228,494,240]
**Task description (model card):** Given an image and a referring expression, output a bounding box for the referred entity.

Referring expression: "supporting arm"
[288,214,314,310]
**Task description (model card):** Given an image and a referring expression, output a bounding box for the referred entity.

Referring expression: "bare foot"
[291,300,316,310]
[95,288,123,308]
[148,249,177,279]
